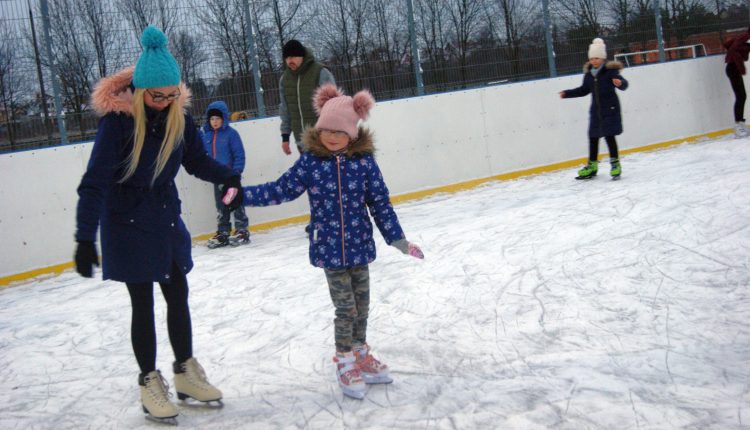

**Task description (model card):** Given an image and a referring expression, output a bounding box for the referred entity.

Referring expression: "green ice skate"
[576,161,598,180]
[610,158,621,180]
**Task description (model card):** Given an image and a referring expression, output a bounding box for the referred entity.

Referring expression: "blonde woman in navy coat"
[73,27,241,423]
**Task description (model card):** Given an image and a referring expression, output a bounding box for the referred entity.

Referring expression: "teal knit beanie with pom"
[133,26,181,89]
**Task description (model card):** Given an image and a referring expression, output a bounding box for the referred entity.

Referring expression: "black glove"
[74,240,99,278]
[222,175,243,210]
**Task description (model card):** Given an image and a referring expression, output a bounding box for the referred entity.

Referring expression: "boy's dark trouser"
[126,262,192,374]
[213,184,249,233]
[589,136,619,162]
[726,63,746,122]
[324,266,370,353]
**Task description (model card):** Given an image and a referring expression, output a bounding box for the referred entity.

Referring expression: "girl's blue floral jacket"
[243,128,405,269]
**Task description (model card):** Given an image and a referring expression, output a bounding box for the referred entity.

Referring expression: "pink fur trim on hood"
[90,66,191,117]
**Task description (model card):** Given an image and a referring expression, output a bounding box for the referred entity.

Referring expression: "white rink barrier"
[0,55,738,283]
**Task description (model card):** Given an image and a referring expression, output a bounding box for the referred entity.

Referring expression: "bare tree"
[368,0,409,95]
[79,0,120,79]
[192,0,251,77]
[445,0,484,87]
[414,0,450,90]
[117,0,179,44]
[171,30,207,84]
[0,23,26,148]
[316,0,370,89]
[553,0,603,35]
[270,0,304,52]
[485,0,541,78]
[46,0,95,136]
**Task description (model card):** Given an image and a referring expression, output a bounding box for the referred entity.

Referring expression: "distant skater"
[723,27,750,138]
[560,38,628,180]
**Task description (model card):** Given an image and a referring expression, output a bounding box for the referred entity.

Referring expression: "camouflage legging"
[324,265,370,352]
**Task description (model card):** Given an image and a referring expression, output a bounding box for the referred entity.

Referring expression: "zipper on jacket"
[594,73,603,136]
[212,130,217,159]
[335,155,347,266]
[297,76,304,128]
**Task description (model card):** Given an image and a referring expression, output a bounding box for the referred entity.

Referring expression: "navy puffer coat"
[76,67,235,283]
[563,61,629,139]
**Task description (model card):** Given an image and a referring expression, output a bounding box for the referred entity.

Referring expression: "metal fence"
[1,0,748,153]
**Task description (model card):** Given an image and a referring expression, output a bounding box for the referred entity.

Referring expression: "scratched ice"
[1,137,749,429]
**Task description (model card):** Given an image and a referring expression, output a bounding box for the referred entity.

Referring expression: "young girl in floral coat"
[241,83,423,399]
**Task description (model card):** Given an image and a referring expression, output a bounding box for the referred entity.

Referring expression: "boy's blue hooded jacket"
[201,101,245,174]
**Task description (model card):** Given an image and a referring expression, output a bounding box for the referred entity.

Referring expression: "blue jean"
[213,184,248,233]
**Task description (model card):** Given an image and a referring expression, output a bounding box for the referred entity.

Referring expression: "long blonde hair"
[120,88,185,185]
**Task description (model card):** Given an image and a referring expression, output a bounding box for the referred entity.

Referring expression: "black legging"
[726,63,746,122]
[589,136,619,162]
[126,263,192,374]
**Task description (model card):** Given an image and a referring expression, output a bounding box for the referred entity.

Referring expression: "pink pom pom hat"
[313,83,375,140]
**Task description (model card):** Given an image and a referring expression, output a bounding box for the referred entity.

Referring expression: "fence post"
[38,0,67,144]
[406,0,424,96]
[242,0,265,117]
[28,0,52,141]
[541,0,557,78]
[654,0,666,63]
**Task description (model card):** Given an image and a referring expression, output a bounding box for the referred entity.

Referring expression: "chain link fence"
[1,0,748,153]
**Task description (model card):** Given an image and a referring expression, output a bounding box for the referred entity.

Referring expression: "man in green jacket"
[279,40,336,155]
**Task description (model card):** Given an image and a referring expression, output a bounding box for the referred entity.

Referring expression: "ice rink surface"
[1,137,749,429]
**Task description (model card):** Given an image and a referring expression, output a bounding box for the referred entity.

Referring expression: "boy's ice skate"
[735,121,748,138]
[228,229,250,246]
[139,370,178,425]
[207,232,229,249]
[333,351,366,399]
[576,160,598,180]
[353,343,393,384]
[173,357,223,406]
[610,158,621,180]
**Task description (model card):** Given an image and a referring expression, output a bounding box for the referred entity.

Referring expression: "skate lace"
[184,359,211,388]
[334,355,362,384]
[145,372,173,406]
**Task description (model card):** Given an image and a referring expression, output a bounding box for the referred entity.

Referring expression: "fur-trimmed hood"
[302,127,375,158]
[90,66,191,117]
[583,60,623,73]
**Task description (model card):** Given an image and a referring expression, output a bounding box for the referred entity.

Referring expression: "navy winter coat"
[76,67,235,283]
[242,128,405,270]
[201,100,245,175]
[563,61,629,139]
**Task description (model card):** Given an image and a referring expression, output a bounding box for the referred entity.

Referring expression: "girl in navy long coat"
[242,84,423,399]
[560,38,629,179]
[73,27,241,422]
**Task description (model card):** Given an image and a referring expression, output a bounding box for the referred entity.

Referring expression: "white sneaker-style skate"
[333,351,366,399]
[173,357,223,405]
[353,343,393,384]
[139,370,178,424]
[735,121,748,138]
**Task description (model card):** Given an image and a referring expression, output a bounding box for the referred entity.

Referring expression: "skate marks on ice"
[1,138,750,428]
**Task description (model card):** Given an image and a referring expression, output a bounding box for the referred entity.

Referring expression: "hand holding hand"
[74,240,99,278]
[222,176,243,209]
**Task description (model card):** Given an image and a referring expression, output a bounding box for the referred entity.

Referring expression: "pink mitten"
[408,243,424,259]
[222,187,238,205]
[393,239,424,259]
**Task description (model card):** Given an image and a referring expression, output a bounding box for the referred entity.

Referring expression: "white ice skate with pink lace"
[333,351,366,399]
[353,343,393,384]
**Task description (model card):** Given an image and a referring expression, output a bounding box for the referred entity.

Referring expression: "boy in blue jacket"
[201,101,250,247]
[241,84,423,399]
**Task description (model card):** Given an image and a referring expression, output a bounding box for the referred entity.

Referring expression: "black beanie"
[208,108,222,119]
[282,40,306,59]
